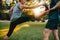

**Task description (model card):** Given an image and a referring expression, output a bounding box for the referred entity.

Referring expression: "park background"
[0,0,60,40]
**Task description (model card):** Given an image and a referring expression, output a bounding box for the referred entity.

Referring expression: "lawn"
[0,22,60,40]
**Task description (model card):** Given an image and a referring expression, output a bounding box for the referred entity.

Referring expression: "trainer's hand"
[44,10,50,14]
[3,36,8,40]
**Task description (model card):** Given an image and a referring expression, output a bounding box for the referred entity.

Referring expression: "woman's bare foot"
[3,36,8,40]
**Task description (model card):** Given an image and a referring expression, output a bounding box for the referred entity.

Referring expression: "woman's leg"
[7,16,31,37]
[4,16,31,40]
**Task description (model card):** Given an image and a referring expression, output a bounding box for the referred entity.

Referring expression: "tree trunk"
[0,0,3,10]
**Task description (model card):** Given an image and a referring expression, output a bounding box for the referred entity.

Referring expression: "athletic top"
[10,2,23,22]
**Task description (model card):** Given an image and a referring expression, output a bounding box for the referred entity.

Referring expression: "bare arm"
[49,1,60,11]
[19,3,44,9]
[49,5,58,11]
[9,5,15,17]
[43,1,60,14]
[43,5,58,15]
[9,5,15,12]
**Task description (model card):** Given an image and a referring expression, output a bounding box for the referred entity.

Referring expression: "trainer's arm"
[50,1,60,11]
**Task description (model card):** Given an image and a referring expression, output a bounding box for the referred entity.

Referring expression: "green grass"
[0,22,10,29]
[0,22,60,40]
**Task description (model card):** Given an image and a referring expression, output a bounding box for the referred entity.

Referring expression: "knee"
[43,30,47,37]
[43,30,48,35]
[43,31,45,35]
[43,31,48,40]
[43,29,50,37]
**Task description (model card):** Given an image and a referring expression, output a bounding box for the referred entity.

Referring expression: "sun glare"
[33,0,46,16]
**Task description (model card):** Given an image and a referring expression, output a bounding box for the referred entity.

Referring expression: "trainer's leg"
[43,28,51,40]
[52,30,59,40]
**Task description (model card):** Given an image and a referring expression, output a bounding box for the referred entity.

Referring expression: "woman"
[3,0,44,40]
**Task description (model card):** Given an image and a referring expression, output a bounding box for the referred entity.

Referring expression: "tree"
[0,0,3,10]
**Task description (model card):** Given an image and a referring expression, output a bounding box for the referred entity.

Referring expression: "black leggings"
[7,16,32,37]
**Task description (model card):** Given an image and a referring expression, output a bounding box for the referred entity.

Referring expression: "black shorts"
[45,19,59,30]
